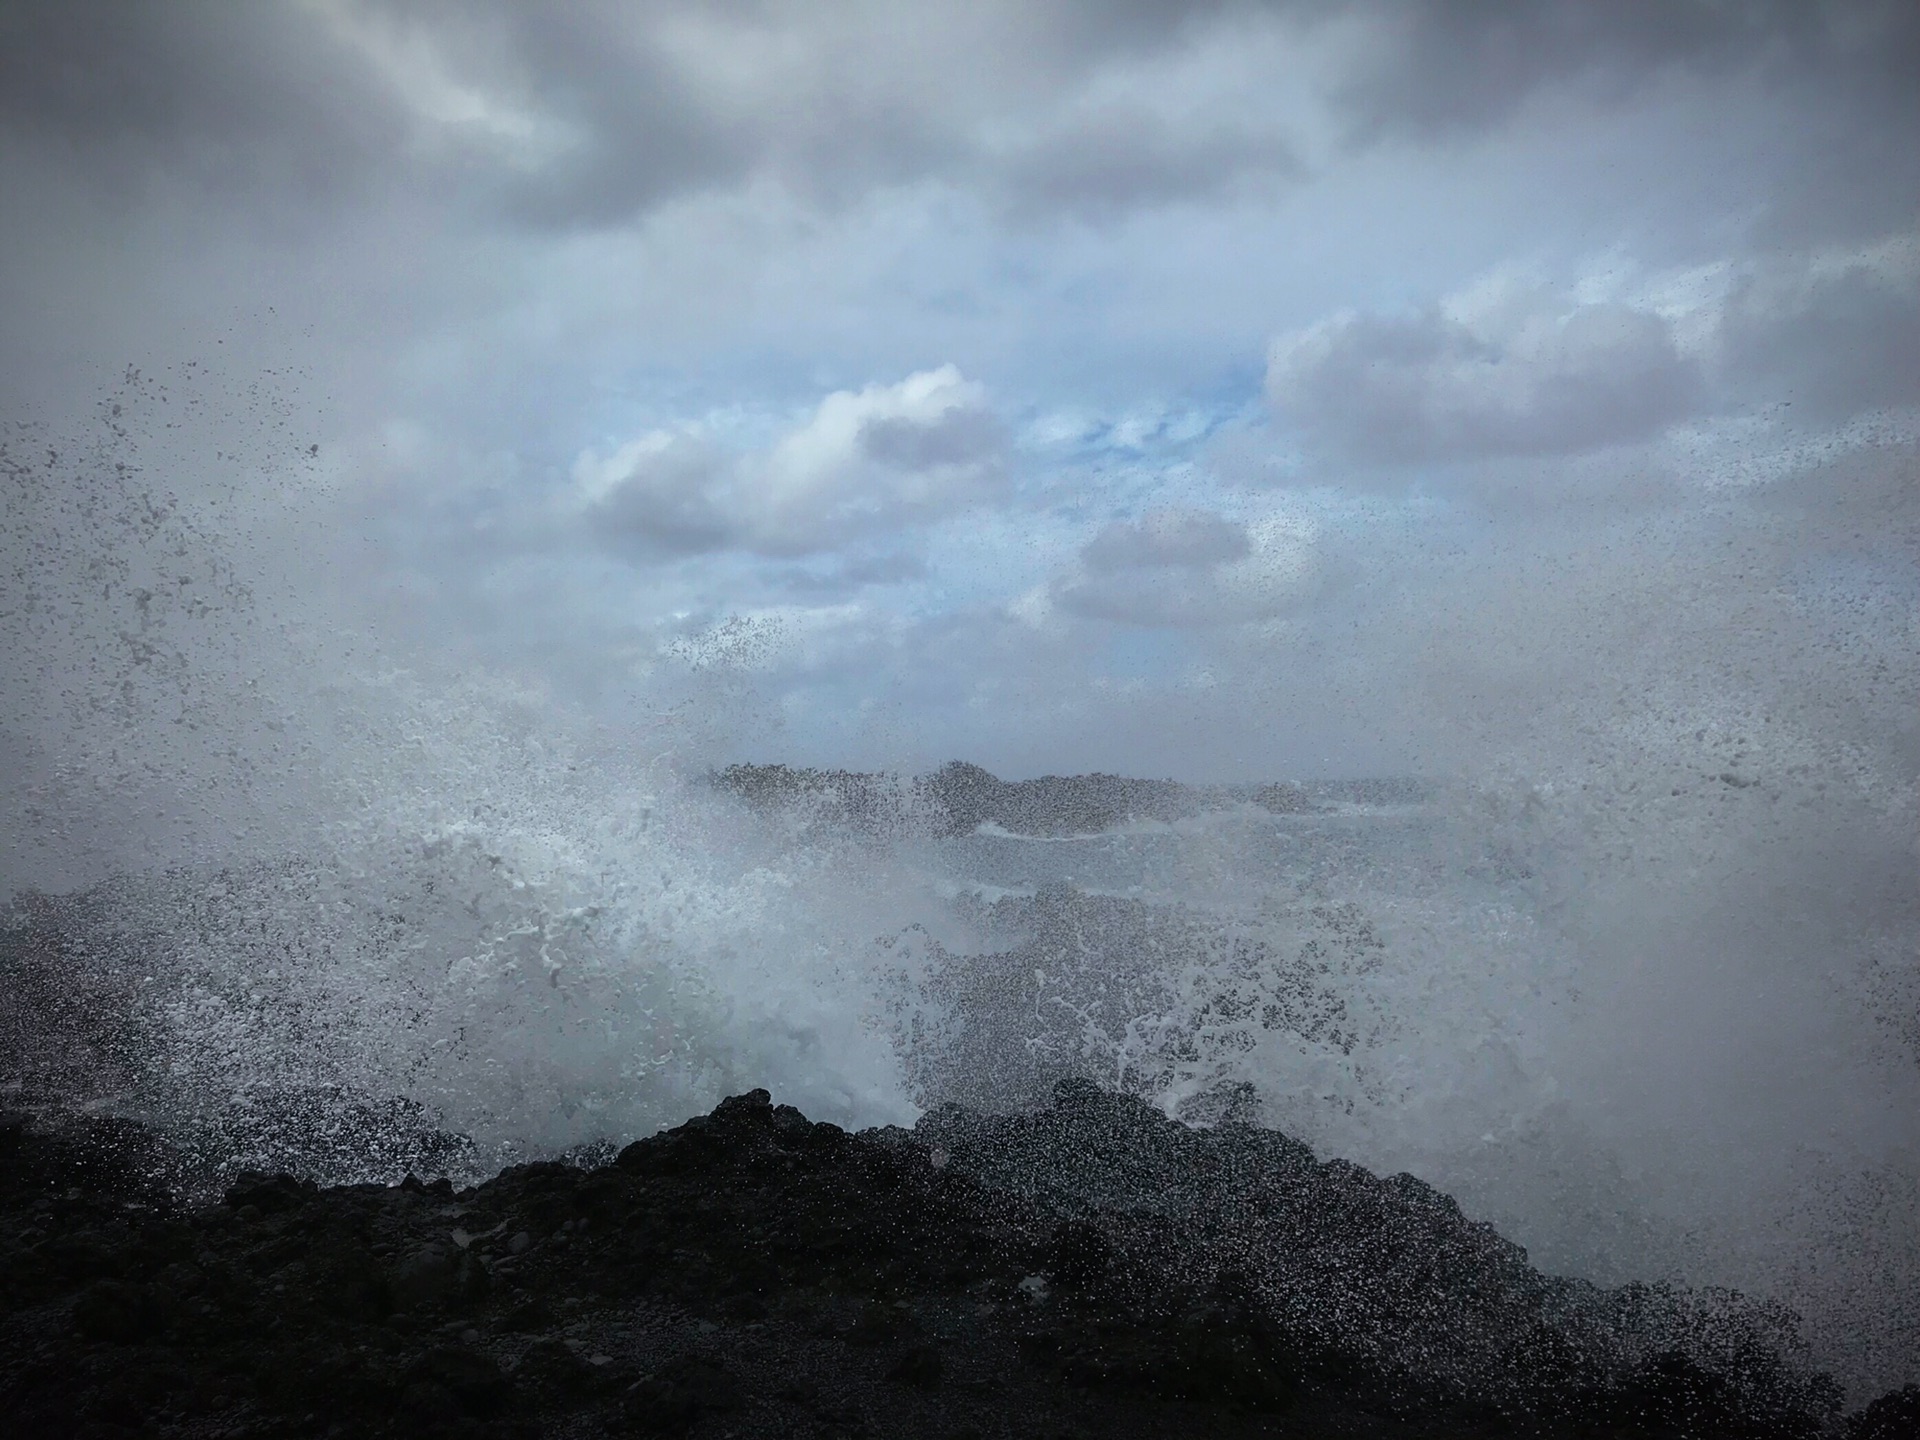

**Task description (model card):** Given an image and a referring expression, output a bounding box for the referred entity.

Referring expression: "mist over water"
[3,372,1915,1396]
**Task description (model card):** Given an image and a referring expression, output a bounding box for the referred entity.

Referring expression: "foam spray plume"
[0,376,922,1176]
[3,370,1918,1403]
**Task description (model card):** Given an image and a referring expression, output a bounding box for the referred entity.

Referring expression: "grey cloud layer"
[1267,295,1704,465]
[990,105,1300,221]
[1335,0,1920,246]
[9,1,1909,239]
[1051,509,1314,628]
[0,3,404,194]
[0,0,1278,227]
[1338,0,1920,136]
[1721,256,1920,422]
[1266,248,1920,468]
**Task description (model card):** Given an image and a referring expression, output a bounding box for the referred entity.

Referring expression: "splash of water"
[1,374,919,1173]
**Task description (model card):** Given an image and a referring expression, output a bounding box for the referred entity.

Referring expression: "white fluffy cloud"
[1263,237,1920,478]
[1267,278,1705,466]
[575,367,1005,557]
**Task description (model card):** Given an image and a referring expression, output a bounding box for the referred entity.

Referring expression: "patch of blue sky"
[916,509,1079,613]
[1032,402,1223,459]
[1093,627,1211,688]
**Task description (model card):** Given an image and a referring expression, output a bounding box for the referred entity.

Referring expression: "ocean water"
[2,380,1916,1396]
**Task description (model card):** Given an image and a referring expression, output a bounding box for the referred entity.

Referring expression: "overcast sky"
[2,0,1915,779]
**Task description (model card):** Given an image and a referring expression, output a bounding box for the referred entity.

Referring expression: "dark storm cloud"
[0,0,1279,229]
[454,1,816,226]
[462,0,1920,243]
[405,0,1286,226]
[5,0,1914,241]
[1267,296,1705,466]
[0,0,746,222]
[1335,0,1915,138]
[0,2,411,197]
[1334,0,1920,245]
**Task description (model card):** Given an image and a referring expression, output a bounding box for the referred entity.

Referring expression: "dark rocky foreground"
[3,1085,1916,1440]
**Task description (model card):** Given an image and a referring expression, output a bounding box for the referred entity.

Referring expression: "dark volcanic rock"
[1849,1383,1920,1439]
[707,759,1327,840]
[916,1080,1857,1432]
[0,1087,1894,1439]
[918,760,1322,836]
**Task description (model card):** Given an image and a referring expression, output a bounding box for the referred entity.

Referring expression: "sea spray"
[1,375,921,1173]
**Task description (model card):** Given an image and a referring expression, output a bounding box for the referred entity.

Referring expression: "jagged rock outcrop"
[0,1086,1889,1439]
[708,760,1324,840]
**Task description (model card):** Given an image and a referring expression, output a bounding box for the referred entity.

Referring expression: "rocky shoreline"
[3,1084,1915,1440]
[706,761,1328,838]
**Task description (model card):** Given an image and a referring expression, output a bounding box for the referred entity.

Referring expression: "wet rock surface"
[0,1085,1902,1438]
